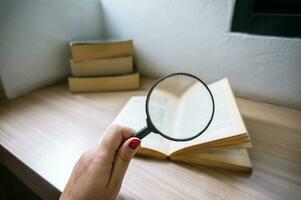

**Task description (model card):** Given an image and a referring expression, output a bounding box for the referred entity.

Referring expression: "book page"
[171,82,214,139]
[170,149,252,171]
[147,75,196,138]
[112,97,174,155]
[169,78,247,154]
[148,89,180,136]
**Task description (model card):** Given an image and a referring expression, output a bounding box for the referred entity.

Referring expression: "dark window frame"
[231,0,301,38]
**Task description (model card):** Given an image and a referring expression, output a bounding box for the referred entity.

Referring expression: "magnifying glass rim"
[145,72,215,142]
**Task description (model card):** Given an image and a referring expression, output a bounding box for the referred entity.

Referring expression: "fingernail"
[128,138,141,150]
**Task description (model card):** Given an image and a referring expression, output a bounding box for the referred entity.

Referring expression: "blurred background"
[0,0,300,109]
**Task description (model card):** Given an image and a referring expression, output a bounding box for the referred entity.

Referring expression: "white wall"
[0,0,104,98]
[101,0,301,110]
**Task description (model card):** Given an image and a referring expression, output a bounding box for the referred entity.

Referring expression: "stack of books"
[68,40,140,92]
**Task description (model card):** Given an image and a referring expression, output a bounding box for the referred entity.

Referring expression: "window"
[231,0,301,38]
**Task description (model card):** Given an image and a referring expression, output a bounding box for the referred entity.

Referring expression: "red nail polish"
[128,138,141,150]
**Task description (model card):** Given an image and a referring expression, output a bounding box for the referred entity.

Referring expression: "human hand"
[59,125,141,200]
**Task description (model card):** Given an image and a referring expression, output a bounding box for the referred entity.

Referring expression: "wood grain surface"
[0,77,300,200]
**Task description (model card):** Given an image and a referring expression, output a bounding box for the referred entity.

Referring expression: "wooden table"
[0,77,300,200]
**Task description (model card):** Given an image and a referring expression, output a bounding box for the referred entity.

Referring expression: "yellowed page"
[169,78,247,154]
[170,149,252,172]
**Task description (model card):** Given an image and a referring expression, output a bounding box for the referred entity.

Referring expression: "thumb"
[108,138,141,188]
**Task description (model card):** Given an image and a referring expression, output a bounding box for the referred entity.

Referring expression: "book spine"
[71,40,133,61]
[70,56,133,77]
[68,72,140,93]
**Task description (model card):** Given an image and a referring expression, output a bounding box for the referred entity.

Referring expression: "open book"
[112,78,252,172]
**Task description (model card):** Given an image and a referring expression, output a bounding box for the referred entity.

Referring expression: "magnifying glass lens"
[148,74,214,140]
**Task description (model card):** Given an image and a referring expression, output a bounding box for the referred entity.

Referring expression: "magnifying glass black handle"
[133,126,151,140]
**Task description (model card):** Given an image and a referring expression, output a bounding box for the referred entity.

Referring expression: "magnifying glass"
[133,73,215,142]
